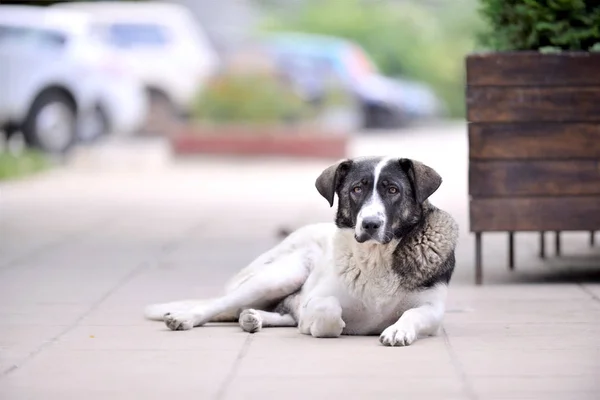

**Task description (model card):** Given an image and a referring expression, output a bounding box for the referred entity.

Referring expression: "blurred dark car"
[261,32,443,129]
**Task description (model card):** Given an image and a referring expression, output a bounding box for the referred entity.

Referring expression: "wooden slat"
[470,197,600,232]
[469,160,600,197]
[467,87,600,123]
[466,52,600,86]
[469,123,600,160]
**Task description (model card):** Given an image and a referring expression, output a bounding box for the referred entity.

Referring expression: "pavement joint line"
[215,334,254,400]
[578,283,600,304]
[0,261,149,379]
[0,214,120,273]
[442,327,479,400]
[0,220,206,380]
[538,261,600,305]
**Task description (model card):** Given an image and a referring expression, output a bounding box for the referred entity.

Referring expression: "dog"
[144,156,458,346]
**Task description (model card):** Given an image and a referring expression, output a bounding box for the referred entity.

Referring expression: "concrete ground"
[0,122,599,399]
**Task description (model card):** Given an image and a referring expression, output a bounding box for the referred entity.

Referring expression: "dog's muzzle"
[355,216,385,243]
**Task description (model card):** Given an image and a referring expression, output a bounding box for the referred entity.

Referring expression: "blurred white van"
[55,1,221,132]
[0,5,148,154]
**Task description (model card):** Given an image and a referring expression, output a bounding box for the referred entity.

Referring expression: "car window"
[0,25,67,49]
[276,52,338,81]
[95,23,171,48]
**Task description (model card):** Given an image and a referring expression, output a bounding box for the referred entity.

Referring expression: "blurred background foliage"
[193,72,311,125]
[253,0,484,118]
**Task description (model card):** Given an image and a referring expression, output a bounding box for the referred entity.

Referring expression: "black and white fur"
[144,156,459,346]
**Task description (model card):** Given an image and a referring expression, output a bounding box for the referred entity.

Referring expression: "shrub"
[477,0,600,51]
[0,150,49,181]
[192,72,311,125]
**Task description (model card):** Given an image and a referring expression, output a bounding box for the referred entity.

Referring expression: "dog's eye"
[388,186,398,194]
[352,186,362,194]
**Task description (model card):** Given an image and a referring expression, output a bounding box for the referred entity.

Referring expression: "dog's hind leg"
[238,292,301,333]
[164,250,311,331]
[239,309,296,333]
[144,299,238,323]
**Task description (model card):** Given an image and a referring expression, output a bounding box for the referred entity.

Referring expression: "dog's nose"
[361,217,382,234]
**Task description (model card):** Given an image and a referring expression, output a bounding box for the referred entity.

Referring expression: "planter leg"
[475,232,483,285]
[555,231,561,257]
[508,231,515,270]
[539,231,546,259]
[590,231,595,247]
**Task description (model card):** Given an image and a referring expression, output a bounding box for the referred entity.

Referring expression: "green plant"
[192,72,311,125]
[0,150,49,181]
[477,0,600,51]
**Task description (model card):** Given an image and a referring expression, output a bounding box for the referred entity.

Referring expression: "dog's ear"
[399,159,442,204]
[315,159,352,207]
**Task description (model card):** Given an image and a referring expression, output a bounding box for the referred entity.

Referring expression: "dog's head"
[315,156,442,244]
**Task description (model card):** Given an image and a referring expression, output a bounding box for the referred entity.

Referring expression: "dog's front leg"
[379,301,445,347]
[298,296,346,338]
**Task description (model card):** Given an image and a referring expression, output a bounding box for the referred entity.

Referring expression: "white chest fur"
[299,230,420,335]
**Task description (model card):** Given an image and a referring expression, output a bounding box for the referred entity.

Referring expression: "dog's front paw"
[300,297,345,338]
[164,312,195,331]
[379,324,416,347]
[239,309,262,333]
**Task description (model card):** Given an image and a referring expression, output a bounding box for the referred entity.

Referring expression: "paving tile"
[0,253,142,307]
[444,318,600,337]
[0,348,237,400]
[454,347,599,377]
[53,325,248,352]
[224,376,467,400]
[0,349,32,376]
[445,330,599,350]
[236,332,458,378]
[77,306,168,327]
[0,304,89,326]
[0,325,67,348]
[443,292,600,328]
[0,324,68,374]
[580,284,600,300]
[0,206,111,267]
[477,393,598,400]
[447,284,593,302]
[470,376,599,400]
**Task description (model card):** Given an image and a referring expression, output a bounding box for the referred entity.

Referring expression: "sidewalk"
[0,123,598,399]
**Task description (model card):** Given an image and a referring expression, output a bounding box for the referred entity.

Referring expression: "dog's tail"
[143,299,238,323]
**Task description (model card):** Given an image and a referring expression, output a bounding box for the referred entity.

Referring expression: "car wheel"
[143,90,178,135]
[363,104,400,130]
[363,104,381,129]
[22,90,77,154]
[83,105,110,143]
[2,125,17,141]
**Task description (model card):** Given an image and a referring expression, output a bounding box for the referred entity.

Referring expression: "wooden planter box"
[466,52,600,284]
[170,125,348,160]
